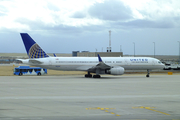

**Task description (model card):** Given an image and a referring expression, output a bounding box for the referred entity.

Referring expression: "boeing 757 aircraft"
[18,33,165,78]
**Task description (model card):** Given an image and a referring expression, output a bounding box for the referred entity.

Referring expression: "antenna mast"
[107,30,112,52]
[109,30,111,52]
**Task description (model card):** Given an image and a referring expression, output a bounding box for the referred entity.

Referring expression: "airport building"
[0,56,18,64]
[76,52,123,57]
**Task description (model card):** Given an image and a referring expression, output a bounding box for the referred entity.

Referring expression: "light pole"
[153,42,155,58]
[133,42,135,57]
[178,41,180,63]
[120,45,122,52]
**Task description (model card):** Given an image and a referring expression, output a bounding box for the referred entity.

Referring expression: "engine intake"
[106,67,124,75]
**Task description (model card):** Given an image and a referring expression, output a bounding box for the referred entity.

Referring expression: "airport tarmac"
[0,75,180,120]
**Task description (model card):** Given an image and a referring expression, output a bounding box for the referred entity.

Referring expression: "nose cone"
[160,64,165,70]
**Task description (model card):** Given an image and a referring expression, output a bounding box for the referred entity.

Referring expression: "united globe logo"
[28,43,49,58]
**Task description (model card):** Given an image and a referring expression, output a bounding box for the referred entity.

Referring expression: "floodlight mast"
[133,42,135,57]
[153,42,155,58]
[178,41,180,63]
[109,30,111,52]
[107,30,112,52]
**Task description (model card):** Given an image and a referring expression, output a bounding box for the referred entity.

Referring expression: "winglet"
[53,53,57,57]
[98,54,103,62]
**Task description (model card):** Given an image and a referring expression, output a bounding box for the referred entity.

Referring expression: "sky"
[0,0,180,55]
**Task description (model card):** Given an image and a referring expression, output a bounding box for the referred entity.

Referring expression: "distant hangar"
[72,51,123,57]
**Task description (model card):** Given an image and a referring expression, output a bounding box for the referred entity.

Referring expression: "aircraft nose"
[161,64,165,70]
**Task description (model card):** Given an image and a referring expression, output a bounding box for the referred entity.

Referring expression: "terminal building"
[72,51,123,57]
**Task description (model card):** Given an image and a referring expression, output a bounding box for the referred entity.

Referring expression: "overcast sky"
[0,0,180,55]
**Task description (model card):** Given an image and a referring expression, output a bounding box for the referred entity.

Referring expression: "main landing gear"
[146,69,150,77]
[93,75,101,78]
[85,74,92,78]
[85,72,101,78]
[85,72,92,78]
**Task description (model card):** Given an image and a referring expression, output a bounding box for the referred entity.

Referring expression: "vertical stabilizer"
[20,33,49,58]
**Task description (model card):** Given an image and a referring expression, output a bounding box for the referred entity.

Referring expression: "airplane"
[17,33,165,78]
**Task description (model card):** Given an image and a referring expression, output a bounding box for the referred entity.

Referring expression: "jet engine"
[105,67,124,75]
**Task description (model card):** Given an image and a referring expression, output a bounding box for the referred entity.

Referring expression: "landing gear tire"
[85,74,92,78]
[93,75,101,78]
[146,75,149,77]
[146,69,150,77]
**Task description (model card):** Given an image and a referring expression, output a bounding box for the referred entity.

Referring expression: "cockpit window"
[158,61,162,64]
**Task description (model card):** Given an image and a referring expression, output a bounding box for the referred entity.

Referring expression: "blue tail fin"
[20,33,49,58]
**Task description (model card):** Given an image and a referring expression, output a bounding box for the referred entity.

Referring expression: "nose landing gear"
[146,69,150,77]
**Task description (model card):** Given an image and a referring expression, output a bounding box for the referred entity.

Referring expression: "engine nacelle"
[106,67,124,75]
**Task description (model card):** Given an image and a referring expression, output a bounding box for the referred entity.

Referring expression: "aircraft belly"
[29,64,91,71]
[58,65,82,71]
[123,65,156,70]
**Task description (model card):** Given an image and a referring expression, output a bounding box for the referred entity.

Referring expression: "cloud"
[46,1,60,12]
[13,17,107,39]
[1,0,180,32]
[0,12,6,16]
[88,0,133,21]
[0,4,8,16]
[115,19,176,29]
[0,0,180,55]
[71,11,86,19]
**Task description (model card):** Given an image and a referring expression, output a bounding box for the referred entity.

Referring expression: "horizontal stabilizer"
[29,59,43,64]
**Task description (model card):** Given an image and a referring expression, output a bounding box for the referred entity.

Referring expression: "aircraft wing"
[87,54,111,72]
[76,54,111,72]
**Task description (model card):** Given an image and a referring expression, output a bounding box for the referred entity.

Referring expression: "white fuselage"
[22,57,165,72]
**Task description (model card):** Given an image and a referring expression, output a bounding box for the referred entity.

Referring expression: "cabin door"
[152,59,155,65]
[49,60,52,65]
